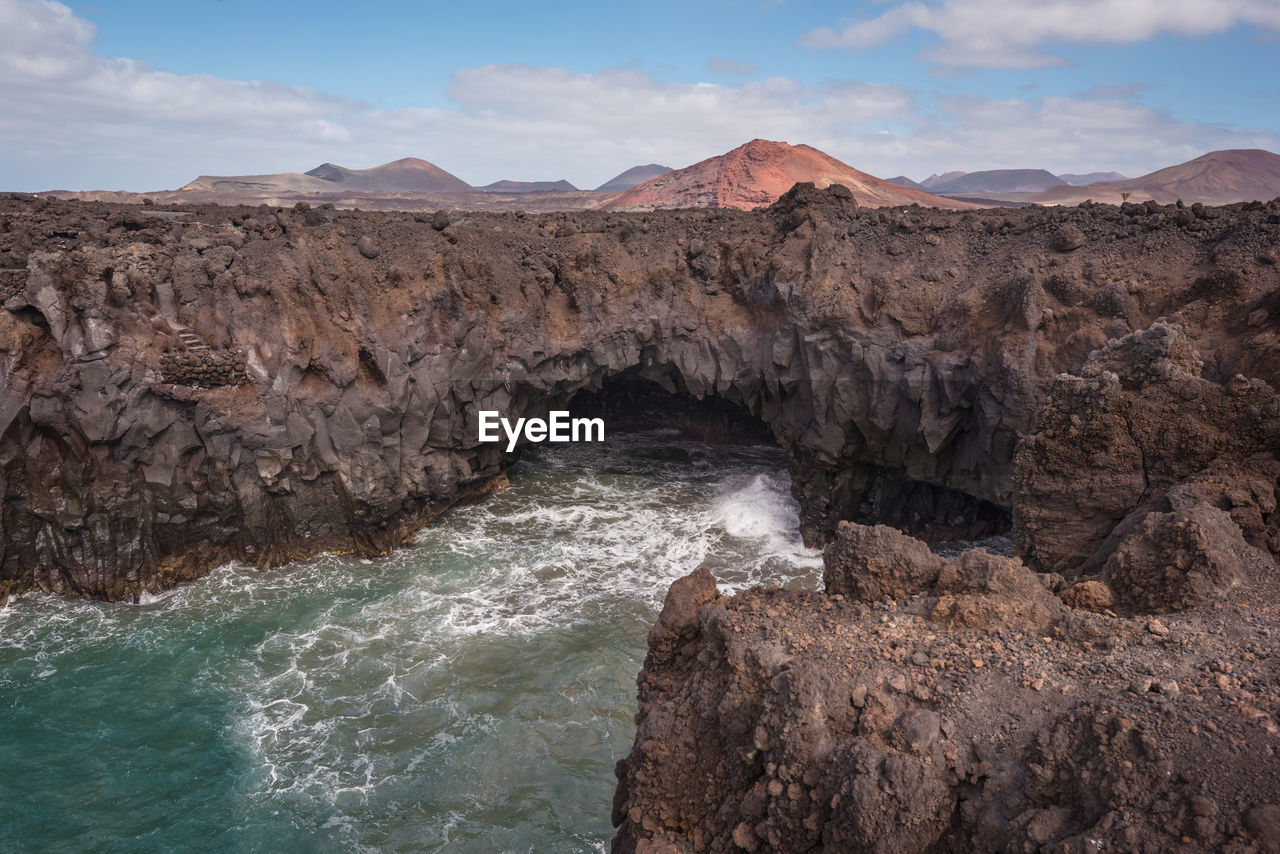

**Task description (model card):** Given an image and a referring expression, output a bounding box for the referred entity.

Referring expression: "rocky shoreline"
[3,188,1277,602]
[2,189,1279,849]
[613,323,1280,852]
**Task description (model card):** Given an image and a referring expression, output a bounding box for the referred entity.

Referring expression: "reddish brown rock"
[1103,502,1268,613]
[825,522,1063,631]
[823,522,943,600]
[1060,579,1116,612]
[616,521,1280,853]
[1013,322,1280,577]
[646,568,719,664]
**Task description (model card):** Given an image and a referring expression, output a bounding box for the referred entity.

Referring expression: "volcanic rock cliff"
[614,323,1280,852]
[1,188,1278,604]
[4,186,1280,850]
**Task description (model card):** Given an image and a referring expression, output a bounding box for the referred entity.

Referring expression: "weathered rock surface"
[1014,322,1280,577]
[5,190,1280,851]
[1103,501,1268,613]
[614,250,1280,851]
[614,521,1280,853]
[1,192,1279,604]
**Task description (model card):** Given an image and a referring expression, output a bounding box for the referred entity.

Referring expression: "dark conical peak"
[595,163,675,192]
[304,162,347,182]
[301,157,472,192]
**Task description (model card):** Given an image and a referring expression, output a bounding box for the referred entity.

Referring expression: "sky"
[1,0,1278,191]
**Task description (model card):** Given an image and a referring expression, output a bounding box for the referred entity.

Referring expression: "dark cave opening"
[561,369,1011,544]
[839,462,1011,543]
[566,369,774,446]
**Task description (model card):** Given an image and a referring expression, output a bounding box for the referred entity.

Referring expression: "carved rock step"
[172,326,211,352]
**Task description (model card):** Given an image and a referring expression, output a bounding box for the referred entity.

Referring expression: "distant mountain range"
[36,145,1280,212]
[889,169,1130,197]
[477,179,579,193]
[303,158,471,192]
[599,139,977,211]
[595,164,674,192]
[921,171,967,189]
[1031,149,1280,206]
[182,157,474,195]
[180,159,661,199]
[1057,171,1128,186]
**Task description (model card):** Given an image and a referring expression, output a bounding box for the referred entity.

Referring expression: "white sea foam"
[5,430,821,851]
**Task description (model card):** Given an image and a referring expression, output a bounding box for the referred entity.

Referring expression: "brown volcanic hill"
[181,157,472,195]
[1033,149,1280,206]
[599,140,976,211]
[929,168,1064,195]
[595,164,674,192]
[478,179,578,193]
[303,157,472,192]
[179,171,341,194]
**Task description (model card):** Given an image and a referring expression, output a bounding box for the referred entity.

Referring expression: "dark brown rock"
[1014,322,1280,577]
[823,522,943,600]
[1103,502,1267,613]
[1051,225,1085,252]
[824,521,1063,631]
[1060,579,1116,611]
[616,518,1280,853]
[646,568,719,664]
[1245,804,1280,852]
[2,195,1278,608]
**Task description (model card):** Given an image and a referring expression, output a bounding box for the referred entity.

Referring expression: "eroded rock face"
[616,308,1280,851]
[1103,502,1267,613]
[614,521,1280,853]
[1,193,1278,604]
[1013,322,1280,577]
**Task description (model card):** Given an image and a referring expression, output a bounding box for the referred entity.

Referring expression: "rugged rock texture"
[614,273,1280,851]
[1,190,1278,606]
[1014,323,1280,577]
[616,306,1280,852]
[1102,502,1266,613]
[614,521,1280,853]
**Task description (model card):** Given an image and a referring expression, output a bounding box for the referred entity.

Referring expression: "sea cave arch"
[487,358,1011,548]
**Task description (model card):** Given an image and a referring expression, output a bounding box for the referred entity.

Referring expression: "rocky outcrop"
[614,307,1280,851]
[2,192,1279,602]
[1014,322,1280,577]
[614,520,1280,853]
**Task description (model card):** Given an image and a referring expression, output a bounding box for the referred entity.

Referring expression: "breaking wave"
[0,430,820,851]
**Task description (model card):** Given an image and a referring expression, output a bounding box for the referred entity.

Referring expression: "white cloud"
[336,67,1279,186]
[799,0,1280,69]
[0,1,360,125]
[358,65,917,185]
[0,0,363,188]
[0,0,1276,192]
[883,94,1280,177]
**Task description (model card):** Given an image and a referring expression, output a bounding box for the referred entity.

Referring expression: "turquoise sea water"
[0,431,823,852]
